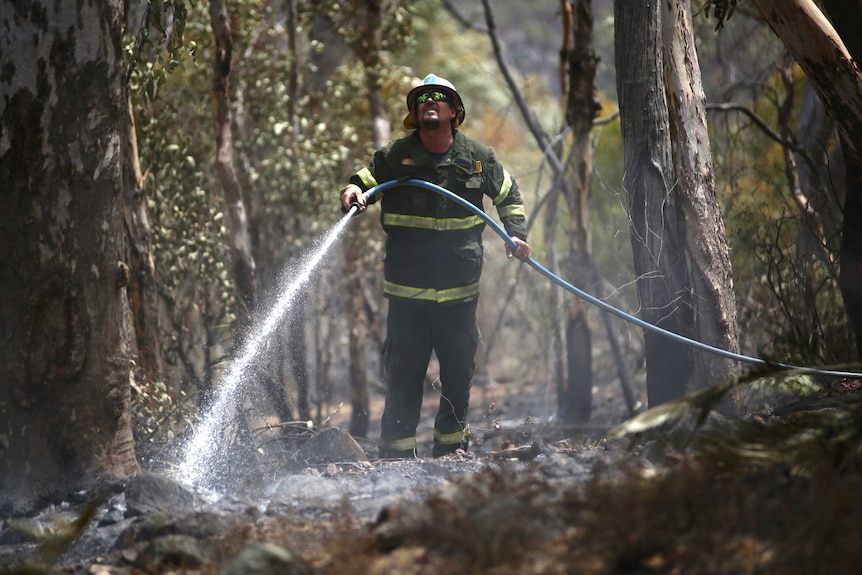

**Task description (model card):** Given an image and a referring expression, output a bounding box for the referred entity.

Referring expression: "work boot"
[377,446,418,460]
[432,440,468,458]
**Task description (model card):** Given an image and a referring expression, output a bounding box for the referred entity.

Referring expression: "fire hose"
[349,178,862,379]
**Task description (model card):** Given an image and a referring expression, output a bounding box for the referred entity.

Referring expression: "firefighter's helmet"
[403,73,465,130]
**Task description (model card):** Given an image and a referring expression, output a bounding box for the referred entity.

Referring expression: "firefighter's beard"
[420,116,442,131]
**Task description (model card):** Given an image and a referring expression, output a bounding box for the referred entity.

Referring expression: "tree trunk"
[209,0,257,316]
[122,0,164,387]
[615,0,694,406]
[751,0,862,359]
[842,153,862,360]
[561,0,599,423]
[289,300,312,422]
[347,245,370,437]
[0,0,140,512]
[543,188,567,415]
[123,95,166,385]
[814,0,862,361]
[661,0,741,391]
[360,0,391,151]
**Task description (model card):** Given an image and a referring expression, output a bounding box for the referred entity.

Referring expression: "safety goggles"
[416,90,451,105]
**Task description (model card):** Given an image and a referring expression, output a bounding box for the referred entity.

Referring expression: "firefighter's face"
[417,91,455,131]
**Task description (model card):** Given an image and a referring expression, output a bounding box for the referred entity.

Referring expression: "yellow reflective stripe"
[434,427,470,446]
[384,281,480,303]
[382,213,484,231]
[492,169,513,206]
[356,167,378,189]
[497,204,526,218]
[379,437,417,451]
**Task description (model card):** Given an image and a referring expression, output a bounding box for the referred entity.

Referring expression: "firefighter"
[340,73,531,458]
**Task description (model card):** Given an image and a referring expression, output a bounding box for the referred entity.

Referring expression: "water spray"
[355,178,862,379]
[177,212,356,488]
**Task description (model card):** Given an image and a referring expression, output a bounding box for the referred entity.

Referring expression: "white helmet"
[403,73,466,130]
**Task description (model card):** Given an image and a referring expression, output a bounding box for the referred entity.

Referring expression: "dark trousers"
[379,298,479,457]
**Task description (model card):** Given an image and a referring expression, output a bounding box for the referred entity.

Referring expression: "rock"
[129,534,211,571]
[0,517,44,545]
[266,460,461,521]
[114,510,257,550]
[125,472,195,518]
[220,542,316,575]
[96,493,128,526]
[289,427,368,468]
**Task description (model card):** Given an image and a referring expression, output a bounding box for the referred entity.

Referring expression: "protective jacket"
[348,130,528,305]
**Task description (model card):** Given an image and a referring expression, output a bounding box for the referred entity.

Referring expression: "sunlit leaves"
[126,0,197,102]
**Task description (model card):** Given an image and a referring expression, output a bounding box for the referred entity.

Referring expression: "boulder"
[289,427,368,468]
[220,542,316,575]
[114,510,257,550]
[125,472,195,517]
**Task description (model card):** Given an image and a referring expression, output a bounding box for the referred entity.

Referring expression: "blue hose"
[354,178,861,379]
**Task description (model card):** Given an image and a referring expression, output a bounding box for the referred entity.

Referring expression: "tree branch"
[441,0,488,33]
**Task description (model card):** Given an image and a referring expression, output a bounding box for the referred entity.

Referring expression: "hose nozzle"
[347,192,370,216]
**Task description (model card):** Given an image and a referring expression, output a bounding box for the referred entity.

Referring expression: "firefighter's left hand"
[506,237,532,262]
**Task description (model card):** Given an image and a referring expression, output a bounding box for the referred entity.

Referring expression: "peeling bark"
[615,0,694,406]
[749,0,862,162]
[123,94,165,384]
[662,0,741,392]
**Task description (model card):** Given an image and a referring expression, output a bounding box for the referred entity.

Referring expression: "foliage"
[704,27,853,366]
[308,0,414,54]
[746,212,852,364]
[123,0,430,417]
[126,0,197,101]
[700,0,739,31]
[123,0,240,425]
[130,360,195,463]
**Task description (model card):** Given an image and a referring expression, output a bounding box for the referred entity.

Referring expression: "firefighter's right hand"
[340,184,366,215]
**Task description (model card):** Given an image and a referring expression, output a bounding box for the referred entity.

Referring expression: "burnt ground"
[326,362,642,460]
[7,373,862,574]
[262,369,636,518]
[2,372,643,574]
[223,373,862,575]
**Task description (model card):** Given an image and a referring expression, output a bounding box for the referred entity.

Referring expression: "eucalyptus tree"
[210,0,257,317]
[615,0,740,406]
[558,0,604,422]
[615,0,692,406]
[0,0,140,511]
[661,0,740,390]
